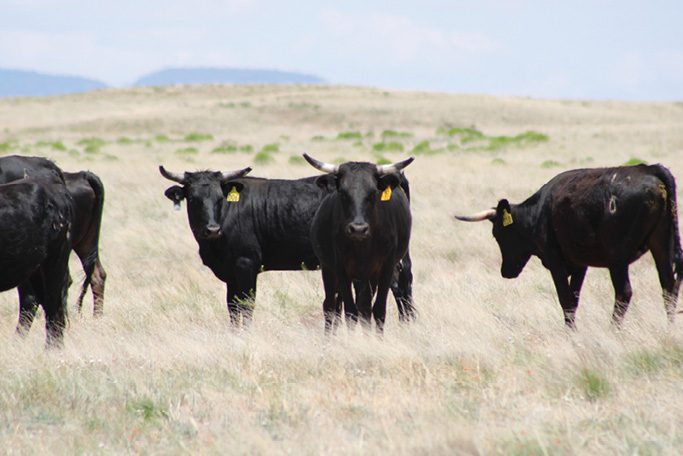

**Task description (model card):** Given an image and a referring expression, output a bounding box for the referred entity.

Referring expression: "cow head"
[454,199,531,279]
[303,154,413,242]
[159,165,251,240]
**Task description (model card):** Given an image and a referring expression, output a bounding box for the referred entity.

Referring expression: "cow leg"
[391,252,415,323]
[650,244,680,323]
[42,258,70,349]
[233,258,258,326]
[609,265,633,327]
[16,282,39,337]
[90,258,107,318]
[354,281,374,332]
[336,272,358,332]
[550,267,578,329]
[226,285,241,327]
[321,267,341,335]
[373,264,396,335]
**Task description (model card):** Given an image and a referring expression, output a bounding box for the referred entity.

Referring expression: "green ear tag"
[227,187,240,202]
[502,209,513,227]
[381,186,392,201]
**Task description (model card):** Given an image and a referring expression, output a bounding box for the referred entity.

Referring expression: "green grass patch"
[311,136,325,142]
[184,133,214,142]
[155,134,172,142]
[254,151,274,164]
[261,143,280,153]
[491,158,507,166]
[372,142,404,152]
[288,155,306,165]
[381,130,413,140]
[374,156,392,165]
[337,131,363,140]
[411,140,432,155]
[175,147,198,155]
[623,158,647,166]
[78,137,107,148]
[0,140,18,152]
[578,368,610,401]
[541,160,561,168]
[212,145,238,154]
[36,140,68,151]
[129,398,168,422]
[240,145,254,152]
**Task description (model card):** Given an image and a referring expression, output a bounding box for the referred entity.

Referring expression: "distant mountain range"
[0,69,108,97]
[0,67,326,98]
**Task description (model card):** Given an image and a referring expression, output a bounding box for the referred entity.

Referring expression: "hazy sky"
[1,0,682,100]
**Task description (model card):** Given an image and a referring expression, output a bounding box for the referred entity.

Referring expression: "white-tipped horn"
[376,156,415,175]
[159,165,185,184]
[303,153,338,174]
[454,209,496,222]
[222,166,252,180]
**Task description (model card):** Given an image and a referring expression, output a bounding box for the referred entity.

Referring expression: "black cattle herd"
[1,153,681,348]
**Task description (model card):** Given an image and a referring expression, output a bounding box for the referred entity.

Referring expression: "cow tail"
[655,165,683,283]
[77,172,106,310]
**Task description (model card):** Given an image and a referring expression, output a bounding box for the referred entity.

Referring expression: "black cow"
[160,164,415,327]
[0,156,107,324]
[0,171,73,347]
[455,164,683,329]
[304,154,414,334]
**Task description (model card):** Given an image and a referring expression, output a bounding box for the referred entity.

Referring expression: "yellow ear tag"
[502,209,513,227]
[226,187,240,202]
[381,186,392,201]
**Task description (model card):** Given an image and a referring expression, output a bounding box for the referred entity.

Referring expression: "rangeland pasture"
[1,85,683,455]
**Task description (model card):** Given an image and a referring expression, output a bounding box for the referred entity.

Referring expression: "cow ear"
[165,186,185,203]
[378,174,400,191]
[315,174,337,191]
[221,181,244,195]
[496,199,514,227]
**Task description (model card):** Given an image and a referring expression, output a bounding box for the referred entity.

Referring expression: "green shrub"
[375,156,391,165]
[311,136,325,142]
[541,160,561,168]
[240,145,254,152]
[155,134,172,142]
[491,158,507,166]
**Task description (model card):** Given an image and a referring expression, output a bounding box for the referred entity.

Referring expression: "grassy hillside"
[1,84,683,455]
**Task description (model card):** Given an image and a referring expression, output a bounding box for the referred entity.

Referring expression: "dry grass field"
[1,84,683,455]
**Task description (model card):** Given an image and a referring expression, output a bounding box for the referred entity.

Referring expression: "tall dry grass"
[1,85,683,454]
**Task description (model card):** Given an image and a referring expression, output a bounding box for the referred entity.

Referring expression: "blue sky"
[1,0,682,100]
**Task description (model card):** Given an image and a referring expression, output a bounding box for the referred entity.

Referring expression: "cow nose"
[204,224,221,238]
[346,222,370,240]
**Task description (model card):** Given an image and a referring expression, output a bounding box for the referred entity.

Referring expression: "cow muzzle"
[346,222,370,241]
[202,224,222,239]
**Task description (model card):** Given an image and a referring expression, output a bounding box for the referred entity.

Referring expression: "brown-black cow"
[455,164,683,329]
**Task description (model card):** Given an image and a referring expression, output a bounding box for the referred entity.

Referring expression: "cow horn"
[222,166,252,180]
[376,157,415,175]
[159,165,185,184]
[303,153,338,174]
[454,209,496,222]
